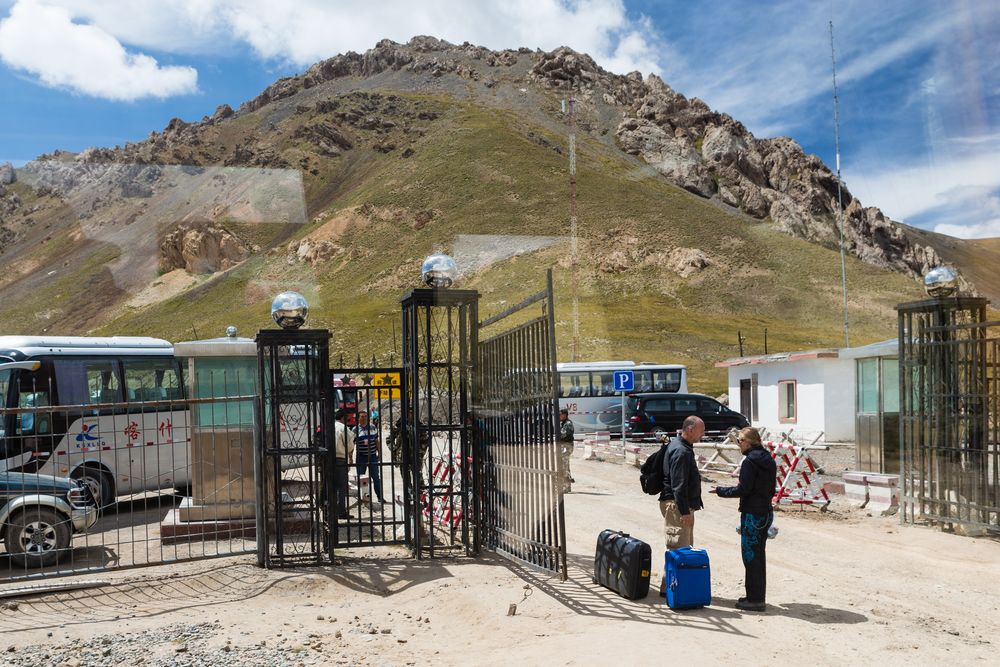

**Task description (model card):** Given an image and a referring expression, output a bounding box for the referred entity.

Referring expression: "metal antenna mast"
[830,20,850,347]
[563,97,580,361]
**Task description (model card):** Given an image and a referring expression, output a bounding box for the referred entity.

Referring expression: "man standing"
[353,410,385,507]
[658,415,705,591]
[334,411,356,520]
[558,408,575,493]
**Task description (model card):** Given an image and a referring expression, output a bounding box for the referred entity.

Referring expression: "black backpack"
[639,443,668,495]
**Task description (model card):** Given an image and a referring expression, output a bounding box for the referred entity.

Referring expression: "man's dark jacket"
[658,436,703,515]
[716,446,777,514]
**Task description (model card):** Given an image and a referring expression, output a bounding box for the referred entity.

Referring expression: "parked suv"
[0,471,98,567]
[625,392,749,438]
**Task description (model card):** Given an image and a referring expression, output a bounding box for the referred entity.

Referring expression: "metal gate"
[327,364,410,548]
[477,271,567,578]
[898,296,1000,533]
[255,330,334,567]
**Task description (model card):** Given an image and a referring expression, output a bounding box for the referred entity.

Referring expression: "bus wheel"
[72,467,114,511]
[5,508,71,568]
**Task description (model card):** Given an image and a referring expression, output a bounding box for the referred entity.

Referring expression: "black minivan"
[624,392,749,438]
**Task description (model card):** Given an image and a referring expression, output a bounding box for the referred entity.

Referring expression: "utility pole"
[563,97,580,361]
[830,20,850,347]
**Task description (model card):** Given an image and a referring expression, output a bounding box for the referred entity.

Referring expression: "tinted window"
[124,358,182,402]
[699,399,725,415]
[54,359,122,405]
[643,398,672,412]
[15,367,54,436]
[674,397,698,413]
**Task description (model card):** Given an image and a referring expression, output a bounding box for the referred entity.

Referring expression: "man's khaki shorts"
[659,499,694,551]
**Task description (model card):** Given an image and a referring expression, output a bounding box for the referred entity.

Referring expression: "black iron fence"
[899,296,1000,533]
[0,390,256,583]
[328,366,409,548]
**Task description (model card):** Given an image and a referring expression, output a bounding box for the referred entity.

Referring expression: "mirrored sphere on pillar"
[924,266,958,298]
[271,291,309,329]
[421,252,458,288]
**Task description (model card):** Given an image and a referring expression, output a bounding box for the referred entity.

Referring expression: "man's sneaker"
[735,599,766,612]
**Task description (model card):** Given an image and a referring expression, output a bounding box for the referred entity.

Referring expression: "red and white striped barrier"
[766,440,831,508]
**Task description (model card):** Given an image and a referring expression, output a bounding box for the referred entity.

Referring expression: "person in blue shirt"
[353,410,385,506]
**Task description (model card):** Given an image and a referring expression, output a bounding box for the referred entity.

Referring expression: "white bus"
[557,361,688,433]
[0,336,189,508]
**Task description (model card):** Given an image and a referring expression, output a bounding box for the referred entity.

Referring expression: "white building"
[715,348,855,442]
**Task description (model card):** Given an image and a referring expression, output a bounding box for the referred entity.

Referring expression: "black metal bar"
[478,289,548,328]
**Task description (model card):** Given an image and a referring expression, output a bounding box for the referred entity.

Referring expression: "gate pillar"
[401,268,479,558]
[897,267,994,531]
[255,291,335,567]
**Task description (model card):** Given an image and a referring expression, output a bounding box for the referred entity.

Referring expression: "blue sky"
[1,0,997,238]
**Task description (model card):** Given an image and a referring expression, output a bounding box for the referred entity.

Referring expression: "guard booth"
[842,340,900,474]
[165,329,259,541]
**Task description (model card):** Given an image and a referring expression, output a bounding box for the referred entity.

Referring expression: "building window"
[751,373,759,422]
[778,380,797,423]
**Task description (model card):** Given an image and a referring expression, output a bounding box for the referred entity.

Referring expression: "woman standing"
[710,427,777,612]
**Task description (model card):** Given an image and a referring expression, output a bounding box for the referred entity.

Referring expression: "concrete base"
[161,495,315,543]
[178,497,255,522]
[160,508,257,542]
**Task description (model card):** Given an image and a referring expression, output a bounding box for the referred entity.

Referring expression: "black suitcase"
[593,529,651,599]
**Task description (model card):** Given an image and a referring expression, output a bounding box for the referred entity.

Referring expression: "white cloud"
[0,0,197,101]
[934,219,1000,239]
[6,1,665,75]
[0,0,665,101]
[847,137,1000,239]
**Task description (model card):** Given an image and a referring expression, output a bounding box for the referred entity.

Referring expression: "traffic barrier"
[766,435,831,508]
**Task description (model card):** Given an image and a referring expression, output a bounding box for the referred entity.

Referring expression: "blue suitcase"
[665,547,711,609]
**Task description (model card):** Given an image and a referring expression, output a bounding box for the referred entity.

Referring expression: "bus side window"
[634,371,653,393]
[53,359,123,406]
[124,358,182,403]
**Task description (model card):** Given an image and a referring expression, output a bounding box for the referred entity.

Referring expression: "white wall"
[822,360,855,441]
[726,357,855,442]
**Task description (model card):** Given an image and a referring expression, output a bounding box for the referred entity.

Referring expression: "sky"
[0,0,997,239]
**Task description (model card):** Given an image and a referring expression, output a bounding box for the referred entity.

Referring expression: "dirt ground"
[0,454,997,665]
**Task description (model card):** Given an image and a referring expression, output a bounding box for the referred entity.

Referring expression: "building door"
[739,379,752,420]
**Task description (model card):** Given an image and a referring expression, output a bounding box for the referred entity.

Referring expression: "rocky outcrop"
[288,238,344,266]
[0,162,15,185]
[159,221,248,274]
[293,121,354,157]
[666,248,712,277]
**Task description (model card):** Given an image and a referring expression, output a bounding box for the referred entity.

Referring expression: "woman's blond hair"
[738,426,762,448]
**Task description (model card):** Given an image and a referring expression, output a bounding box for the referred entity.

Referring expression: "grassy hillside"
[84,92,924,394]
[902,225,1000,304]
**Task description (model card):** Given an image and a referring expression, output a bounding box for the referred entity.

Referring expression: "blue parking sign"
[613,370,634,392]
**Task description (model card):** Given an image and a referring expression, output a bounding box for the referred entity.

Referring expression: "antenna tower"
[830,20,850,347]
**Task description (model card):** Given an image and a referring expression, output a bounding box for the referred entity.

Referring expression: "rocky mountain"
[0,36,990,389]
